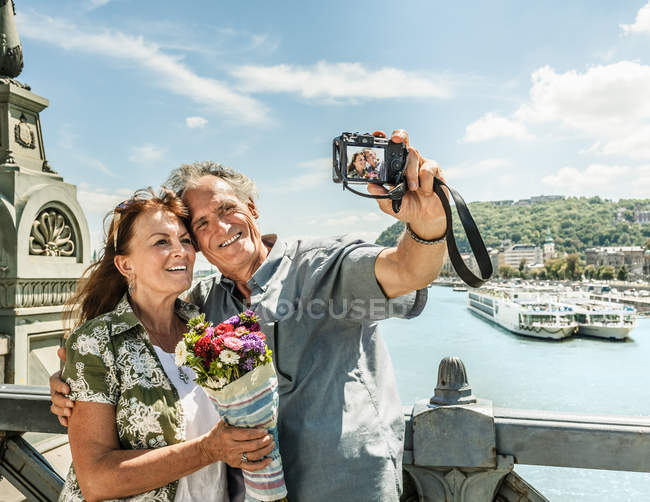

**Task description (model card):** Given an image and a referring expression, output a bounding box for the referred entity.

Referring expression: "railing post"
[401,356,520,502]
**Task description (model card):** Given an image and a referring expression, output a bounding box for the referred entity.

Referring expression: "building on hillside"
[503,244,543,269]
[634,210,650,224]
[528,195,565,203]
[543,229,556,262]
[492,200,514,206]
[584,246,645,277]
[644,250,650,278]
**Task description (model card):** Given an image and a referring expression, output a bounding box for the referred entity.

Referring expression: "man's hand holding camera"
[367,129,448,241]
[366,129,449,299]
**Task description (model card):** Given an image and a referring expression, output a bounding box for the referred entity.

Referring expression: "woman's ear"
[113,254,132,280]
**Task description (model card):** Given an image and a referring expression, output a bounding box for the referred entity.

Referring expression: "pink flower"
[204,326,215,338]
[234,326,249,337]
[223,336,243,351]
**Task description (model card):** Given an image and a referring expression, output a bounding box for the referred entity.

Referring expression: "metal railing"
[2,358,650,502]
[0,385,65,502]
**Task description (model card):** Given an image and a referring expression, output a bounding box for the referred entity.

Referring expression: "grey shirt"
[188,234,427,502]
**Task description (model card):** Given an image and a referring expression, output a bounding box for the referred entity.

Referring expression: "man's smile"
[220,232,242,248]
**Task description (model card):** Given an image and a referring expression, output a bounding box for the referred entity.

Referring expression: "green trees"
[617,265,629,281]
[375,197,650,257]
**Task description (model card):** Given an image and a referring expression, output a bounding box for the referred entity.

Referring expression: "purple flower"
[244,309,255,317]
[240,333,266,354]
[240,357,255,372]
[249,322,261,332]
[226,315,240,327]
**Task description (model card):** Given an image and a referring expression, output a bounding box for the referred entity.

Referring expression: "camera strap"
[342,178,492,288]
[433,177,492,288]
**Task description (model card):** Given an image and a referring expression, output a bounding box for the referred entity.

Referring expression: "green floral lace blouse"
[59,294,200,502]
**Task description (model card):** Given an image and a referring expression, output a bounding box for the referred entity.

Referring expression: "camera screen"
[345,146,386,183]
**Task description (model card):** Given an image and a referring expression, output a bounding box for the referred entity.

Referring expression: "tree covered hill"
[375,197,650,256]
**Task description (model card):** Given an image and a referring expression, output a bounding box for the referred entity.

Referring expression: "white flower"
[207,376,229,389]
[219,349,240,364]
[174,341,188,366]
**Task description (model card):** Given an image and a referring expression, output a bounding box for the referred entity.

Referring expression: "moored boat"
[467,289,577,340]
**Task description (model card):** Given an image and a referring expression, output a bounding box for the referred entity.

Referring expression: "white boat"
[549,291,637,340]
[571,303,636,340]
[467,289,578,340]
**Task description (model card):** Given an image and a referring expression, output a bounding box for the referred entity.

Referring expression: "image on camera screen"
[345,146,386,183]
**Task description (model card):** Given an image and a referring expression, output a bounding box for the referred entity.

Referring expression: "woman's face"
[354,154,365,173]
[117,208,196,299]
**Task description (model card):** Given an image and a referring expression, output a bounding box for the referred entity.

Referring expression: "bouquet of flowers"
[175,310,288,502]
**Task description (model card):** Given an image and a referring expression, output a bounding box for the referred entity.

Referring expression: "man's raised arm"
[369,131,448,299]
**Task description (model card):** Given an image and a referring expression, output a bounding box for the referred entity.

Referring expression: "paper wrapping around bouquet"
[203,363,288,502]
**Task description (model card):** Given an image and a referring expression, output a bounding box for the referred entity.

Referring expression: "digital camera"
[332,132,408,186]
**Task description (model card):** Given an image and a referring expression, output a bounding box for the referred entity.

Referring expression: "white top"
[154,346,228,502]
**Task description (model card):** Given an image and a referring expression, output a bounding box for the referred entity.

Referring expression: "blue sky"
[14,1,650,267]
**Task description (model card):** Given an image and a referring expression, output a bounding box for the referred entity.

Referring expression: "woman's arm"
[70,401,274,502]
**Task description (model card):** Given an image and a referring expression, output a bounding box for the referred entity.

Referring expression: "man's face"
[365,151,377,166]
[184,176,263,276]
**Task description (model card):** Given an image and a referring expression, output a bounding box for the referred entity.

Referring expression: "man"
[51,130,448,501]
[363,148,386,180]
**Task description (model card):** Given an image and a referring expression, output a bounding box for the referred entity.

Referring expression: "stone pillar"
[0,2,90,385]
[401,357,516,502]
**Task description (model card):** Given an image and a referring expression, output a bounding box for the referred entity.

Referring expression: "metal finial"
[430,356,476,405]
[0,0,23,79]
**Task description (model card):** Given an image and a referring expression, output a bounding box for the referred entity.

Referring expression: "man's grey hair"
[164,161,258,203]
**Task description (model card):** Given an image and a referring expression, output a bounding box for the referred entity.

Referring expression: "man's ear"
[113,254,133,280]
[248,199,259,219]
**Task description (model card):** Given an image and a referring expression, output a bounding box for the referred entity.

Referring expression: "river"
[380,285,650,502]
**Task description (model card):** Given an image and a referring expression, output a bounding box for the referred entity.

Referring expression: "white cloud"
[445,158,513,180]
[129,143,167,164]
[262,157,331,193]
[588,126,650,159]
[541,164,650,198]
[81,0,112,10]
[621,1,650,35]
[18,12,268,123]
[463,113,532,142]
[465,61,650,160]
[322,211,383,227]
[230,61,452,101]
[185,116,208,128]
[515,63,650,130]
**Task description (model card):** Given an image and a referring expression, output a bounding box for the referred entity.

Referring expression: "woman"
[59,188,274,502]
[346,151,368,179]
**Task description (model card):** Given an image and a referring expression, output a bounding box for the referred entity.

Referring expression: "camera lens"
[390,159,401,170]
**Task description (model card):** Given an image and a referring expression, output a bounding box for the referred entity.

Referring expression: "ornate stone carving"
[14,114,35,149]
[0,279,79,308]
[403,456,516,502]
[29,209,76,257]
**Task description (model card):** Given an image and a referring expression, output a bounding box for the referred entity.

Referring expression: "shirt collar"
[106,294,200,337]
[249,234,286,292]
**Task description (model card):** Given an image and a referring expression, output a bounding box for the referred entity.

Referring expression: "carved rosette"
[29,209,76,257]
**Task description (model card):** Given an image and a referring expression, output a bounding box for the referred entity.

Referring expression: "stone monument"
[0,0,90,385]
